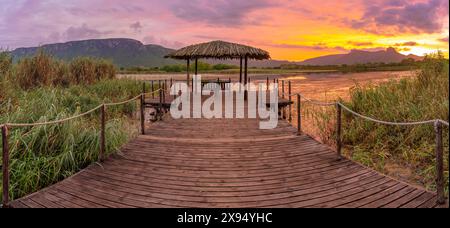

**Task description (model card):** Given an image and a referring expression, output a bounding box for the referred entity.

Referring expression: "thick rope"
[2,92,158,128]
[280,92,448,126]
[337,102,440,126]
[105,94,142,107]
[7,104,103,127]
[2,90,448,128]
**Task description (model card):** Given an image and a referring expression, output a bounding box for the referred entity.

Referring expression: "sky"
[0,0,448,61]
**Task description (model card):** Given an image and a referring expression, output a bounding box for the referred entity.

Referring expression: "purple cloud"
[394,41,418,46]
[168,0,274,26]
[130,21,143,33]
[352,0,449,34]
[439,36,449,43]
[269,43,348,52]
[347,41,374,46]
[64,24,111,41]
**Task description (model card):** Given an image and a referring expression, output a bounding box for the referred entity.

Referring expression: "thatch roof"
[165,40,270,60]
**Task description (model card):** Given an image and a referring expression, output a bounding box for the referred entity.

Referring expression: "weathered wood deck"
[9,94,441,208]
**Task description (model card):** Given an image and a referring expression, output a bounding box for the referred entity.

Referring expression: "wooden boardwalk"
[10,115,440,208]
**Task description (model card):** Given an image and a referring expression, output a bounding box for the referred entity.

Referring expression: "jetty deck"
[9,99,440,208]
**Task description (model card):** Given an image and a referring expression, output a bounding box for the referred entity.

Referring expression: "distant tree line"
[120,61,239,73]
[276,58,425,72]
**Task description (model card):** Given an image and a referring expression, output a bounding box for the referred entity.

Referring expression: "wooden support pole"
[288,81,292,122]
[195,58,198,75]
[2,125,9,208]
[266,77,269,91]
[282,80,285,119]
[159,89,163,120]
[100,105,106,162]
[434,121,445,205]
[239,57,243,84]
[140,94,145,135]
[142,82,146,96]
[244,56,248,100]
[297,94,301,135]
[151,81,154,99]
[187,59,190,87]
[276,79,279,97]
[336,104,342,159]
[164,79,167,92]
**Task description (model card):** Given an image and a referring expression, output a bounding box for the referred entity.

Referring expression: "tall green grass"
[14,51,116,90]
[0,51,144,201]
[308,53,449,192]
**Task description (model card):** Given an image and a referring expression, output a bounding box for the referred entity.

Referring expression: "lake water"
[121,70,416,102]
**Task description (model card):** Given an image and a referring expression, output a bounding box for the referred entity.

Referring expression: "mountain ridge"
[9,38,423,68]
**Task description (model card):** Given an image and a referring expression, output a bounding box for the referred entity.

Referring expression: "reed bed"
[305,53,449,192]
[0,51,144,201]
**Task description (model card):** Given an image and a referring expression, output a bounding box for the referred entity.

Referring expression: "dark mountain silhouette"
[10,38,181,68]
[299,47,423,65]
[10,39,423,68]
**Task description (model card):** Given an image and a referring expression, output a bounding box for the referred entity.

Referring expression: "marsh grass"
[0,51,145,201]
[305,53,449,192]
[14,51,116,90]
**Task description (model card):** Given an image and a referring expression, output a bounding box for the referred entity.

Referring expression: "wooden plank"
[9,97,436,208]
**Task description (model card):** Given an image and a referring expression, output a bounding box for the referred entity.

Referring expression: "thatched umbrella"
[165,40,270,88]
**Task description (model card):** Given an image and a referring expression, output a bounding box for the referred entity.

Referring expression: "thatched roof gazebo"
[165,40,271,88]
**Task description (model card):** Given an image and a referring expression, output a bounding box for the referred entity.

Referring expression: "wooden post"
[288,81,292,122]
[239,57,243,84]
[297,94,301,135]
[164,79,167,93]
[2,125,9,208]
[434,121,445,205]
[282,80,285,119]
[142,82,146,96]
[277,79,279,97]
[244,56,248,100]
[159,89,163,120]
[187,59,190,87]
[195,58,198,75]
[151,81,154,99]
[100,105,106,162]
[140,94,145,135]
[336,104,342,159]
[266,77,269,91]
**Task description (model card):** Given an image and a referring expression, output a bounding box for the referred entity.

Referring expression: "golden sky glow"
[1,0,449,60]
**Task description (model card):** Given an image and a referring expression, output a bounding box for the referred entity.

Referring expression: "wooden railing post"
[99,105,106,161]
[142,82,146,96]
[159,89,163,120]
[140,94,145,135]
[151,81,154,99]
[434,121,445,205]
[297,94,301,135]
[2,125,9,208]
[282,80,286,119]
[336,103,342,159]
[288,81,292,122]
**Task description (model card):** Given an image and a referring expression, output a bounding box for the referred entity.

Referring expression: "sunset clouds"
[0,0,448,60]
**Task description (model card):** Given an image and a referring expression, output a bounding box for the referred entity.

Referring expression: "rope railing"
[276,81,448,205]
[0,86,166,208]
[279,91,449,126]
